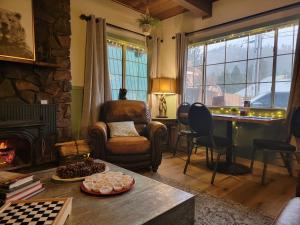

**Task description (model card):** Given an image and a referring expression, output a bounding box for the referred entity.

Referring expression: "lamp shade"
[151,78,176,94]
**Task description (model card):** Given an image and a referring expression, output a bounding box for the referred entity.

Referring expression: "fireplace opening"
[0,137,31,170]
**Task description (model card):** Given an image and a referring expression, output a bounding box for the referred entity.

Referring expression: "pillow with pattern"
[107,121,140,137]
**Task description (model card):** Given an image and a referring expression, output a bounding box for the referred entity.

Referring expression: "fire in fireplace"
[0,140,16,166]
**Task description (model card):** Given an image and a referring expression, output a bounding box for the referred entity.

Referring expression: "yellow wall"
[71,0,143,86]
[158,0,300,117]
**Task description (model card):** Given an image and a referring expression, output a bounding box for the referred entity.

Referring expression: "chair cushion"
[274,197,300,225]
[195,136,232,148]
[253,139,296,152]
[107,121,139,137]
[106,136,151,154]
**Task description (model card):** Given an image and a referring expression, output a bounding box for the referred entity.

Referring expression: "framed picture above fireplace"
[0,0,35,62]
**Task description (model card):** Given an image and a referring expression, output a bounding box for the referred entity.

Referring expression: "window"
[107,40,148,101]
[185,20,299,108]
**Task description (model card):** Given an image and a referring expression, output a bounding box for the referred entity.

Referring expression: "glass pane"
[186,66,203,87]
[187,47,195,68]
[194,45,204,66]
[185,85,203,103]
[276,54,293,81]
[274,81,291,108]
[247,82,272,108]
[248,31,274,59]
[108,44,123,100]
[225,61,246,84]
[277,25,294,55]
[207,42,225,65]
[206,64,224,85]
[294,25,298,52]
[223,84,246,106]
[226,37,248,62]
[125,48,147,102]
[205,85,224,106]
[247,57,273,83]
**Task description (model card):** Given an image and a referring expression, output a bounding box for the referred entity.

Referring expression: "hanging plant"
[137,13,159,36]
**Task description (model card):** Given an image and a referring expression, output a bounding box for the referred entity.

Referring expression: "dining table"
[208,114,285,175]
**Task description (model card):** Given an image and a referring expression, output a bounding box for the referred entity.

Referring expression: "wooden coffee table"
[32,160,195,225]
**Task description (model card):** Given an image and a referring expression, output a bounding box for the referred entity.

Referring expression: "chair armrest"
[88,122,108,159]
[147,121,167,170]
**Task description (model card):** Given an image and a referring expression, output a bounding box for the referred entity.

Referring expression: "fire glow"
[0,140,15,165]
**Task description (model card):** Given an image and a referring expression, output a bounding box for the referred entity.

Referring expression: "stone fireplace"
[0,0,72,166]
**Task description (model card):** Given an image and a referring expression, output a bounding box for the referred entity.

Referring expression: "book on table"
[0,171,33,190]
[0,171,44,202]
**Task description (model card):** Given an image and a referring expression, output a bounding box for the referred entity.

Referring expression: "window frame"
[184,19,299,108]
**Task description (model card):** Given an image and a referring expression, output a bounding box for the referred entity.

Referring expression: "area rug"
[144,174,274,225]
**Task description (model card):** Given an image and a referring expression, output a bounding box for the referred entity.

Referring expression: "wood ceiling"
[111,0,213,20]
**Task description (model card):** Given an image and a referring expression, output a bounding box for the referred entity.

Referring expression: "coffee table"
[32,160,195,225]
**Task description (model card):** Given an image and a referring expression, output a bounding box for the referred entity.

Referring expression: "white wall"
[70,0,142,86]
[158,0,300,117]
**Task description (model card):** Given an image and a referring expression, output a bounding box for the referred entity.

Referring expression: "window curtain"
[175,33,187,104]
[147,35,161,116]
[287,23,300,149]
[81,16,112,137]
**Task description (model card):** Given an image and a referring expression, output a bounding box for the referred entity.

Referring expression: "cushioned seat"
[106,136,151,154]
[253,139,296,152]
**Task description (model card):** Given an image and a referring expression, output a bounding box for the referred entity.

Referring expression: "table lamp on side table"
[151,78,176,118]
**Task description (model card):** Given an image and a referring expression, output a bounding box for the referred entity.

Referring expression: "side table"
[152,118,177,154]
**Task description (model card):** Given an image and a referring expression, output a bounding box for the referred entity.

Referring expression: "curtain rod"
[79,14,150,39]
[171,2,300,39]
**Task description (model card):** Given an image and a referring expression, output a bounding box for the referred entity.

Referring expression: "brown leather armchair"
[88,100,167,172]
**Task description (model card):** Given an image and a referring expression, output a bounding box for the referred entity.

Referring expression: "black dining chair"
[175,102,193,156]
[250,107,300,185]
[183,102,234,184]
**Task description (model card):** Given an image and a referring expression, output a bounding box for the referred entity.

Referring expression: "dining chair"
[183,102,234,184]
[175,102,193,156]
[250,107,300,184]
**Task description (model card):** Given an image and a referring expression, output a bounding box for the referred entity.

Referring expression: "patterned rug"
[144,174,274,225]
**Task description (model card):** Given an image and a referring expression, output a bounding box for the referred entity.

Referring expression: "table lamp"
[151,78,176,118]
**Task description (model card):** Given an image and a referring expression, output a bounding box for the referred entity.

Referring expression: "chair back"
[188,102,213,137]
[176,102,190,126]
[291,106,300,138]
[101,100,151,134]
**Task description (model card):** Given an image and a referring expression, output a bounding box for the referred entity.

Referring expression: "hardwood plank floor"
[143,150,297,218]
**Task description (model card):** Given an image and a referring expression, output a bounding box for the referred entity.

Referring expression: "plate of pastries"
[80,171,135,195]
[52,158,109,182]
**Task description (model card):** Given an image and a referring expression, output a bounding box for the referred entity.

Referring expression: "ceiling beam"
[172,0,212,16]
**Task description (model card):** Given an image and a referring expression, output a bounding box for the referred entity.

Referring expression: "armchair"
[88,100,167,172]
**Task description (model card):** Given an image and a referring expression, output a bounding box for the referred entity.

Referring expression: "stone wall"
[0,0,71,141]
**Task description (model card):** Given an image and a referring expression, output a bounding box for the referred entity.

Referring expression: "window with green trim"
[185,20,299,108]
[107,40,148,101]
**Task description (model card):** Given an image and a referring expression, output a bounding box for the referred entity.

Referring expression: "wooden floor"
[143,150,297,218]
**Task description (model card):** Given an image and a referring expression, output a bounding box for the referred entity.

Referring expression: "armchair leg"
[210,148,214,164]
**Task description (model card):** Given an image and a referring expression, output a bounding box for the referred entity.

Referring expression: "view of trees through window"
[185,20,299,108]
[108,42,148,101]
